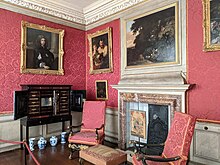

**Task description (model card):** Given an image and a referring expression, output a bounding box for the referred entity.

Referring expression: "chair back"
[162,112,196,165]
[81,101,106,130]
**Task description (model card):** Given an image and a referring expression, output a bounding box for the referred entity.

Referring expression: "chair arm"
[130,140,164,154]
[137,154,181,165]
[130,140,165,147]
[67,123,84,136]
[95,124,104,140]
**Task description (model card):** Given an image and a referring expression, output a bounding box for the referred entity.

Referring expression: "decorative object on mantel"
[124,3,179,69]
[95,80,108,100]
[203,0,220,51]
[61,132,67,144]
[37,137,47,150]
[29,138,35,151]
[20,21,64,75]
[88,27,113,74]
[50,136,58,147]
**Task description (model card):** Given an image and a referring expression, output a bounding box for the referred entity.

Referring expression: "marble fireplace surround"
[112,82,192,149]
[118,92,182,149]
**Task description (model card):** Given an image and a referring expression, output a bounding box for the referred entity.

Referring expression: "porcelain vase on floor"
[29,138,35,151]
[38,137,47,150]
[61,132,66,144]
[50,136,58,147]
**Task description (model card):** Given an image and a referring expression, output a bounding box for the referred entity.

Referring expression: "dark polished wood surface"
[0,143,92,165]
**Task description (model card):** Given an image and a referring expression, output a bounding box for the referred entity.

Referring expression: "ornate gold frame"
[203,0,220,51]
[95,80,108,100]
[123,2,179,69]
[88,27,113,74]
[20,21,64,75]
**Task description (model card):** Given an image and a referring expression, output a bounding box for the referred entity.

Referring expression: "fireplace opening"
[147,104,168,155]
[127,102,169,155]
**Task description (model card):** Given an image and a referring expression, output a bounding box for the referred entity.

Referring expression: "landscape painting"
[126,3,178,68]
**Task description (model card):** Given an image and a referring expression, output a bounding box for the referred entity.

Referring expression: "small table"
[79,144,127,165]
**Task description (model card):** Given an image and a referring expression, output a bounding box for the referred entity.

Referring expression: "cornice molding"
[3,0,86,24]
[2,0,146,27]
[84,0,145,25]
[0,0,85,30]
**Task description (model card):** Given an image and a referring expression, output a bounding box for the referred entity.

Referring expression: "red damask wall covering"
[0,9,86,113]
[86,19,120,108]
[188,0,220,121]
[2,0,220,121]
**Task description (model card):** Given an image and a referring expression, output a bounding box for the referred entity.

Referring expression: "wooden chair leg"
[68,143,78,159]
[79,158,84,165]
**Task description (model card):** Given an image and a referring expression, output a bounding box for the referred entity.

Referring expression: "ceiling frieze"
[84,0,145,25]
[2,0,145,26]
[2,0,86,24]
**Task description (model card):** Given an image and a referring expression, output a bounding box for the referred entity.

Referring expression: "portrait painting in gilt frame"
[130,110,146,139]
[203,0,220,51]
[125,3,179,68]
[20,21,64,75]
[95,80,108,100]
[88,27,113,74]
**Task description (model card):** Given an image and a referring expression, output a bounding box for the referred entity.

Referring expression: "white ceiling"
[62,0,98,9]
[41,0,107,12]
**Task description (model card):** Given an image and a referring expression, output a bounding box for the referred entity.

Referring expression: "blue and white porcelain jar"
[29,138,35,151]
[61,132,67,144]
[50,136,58,147]
[37,137,47,150]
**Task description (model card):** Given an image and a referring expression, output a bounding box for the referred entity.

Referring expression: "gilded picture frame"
[130,110,146,139]
[203,0,220,51]
[95,80,108,100]
[124,3,179,68]
[88,27,113,74]
[20,21,64,75]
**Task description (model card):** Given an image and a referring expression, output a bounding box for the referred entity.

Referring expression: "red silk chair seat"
[68,130,104,145]
[132,112,196,165]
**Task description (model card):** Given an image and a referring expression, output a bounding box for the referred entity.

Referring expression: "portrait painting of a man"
[21,21,64,75]
[32,34,57,70]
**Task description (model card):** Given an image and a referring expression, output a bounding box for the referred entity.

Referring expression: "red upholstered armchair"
[68,101,106,159]
[132,111,196,165]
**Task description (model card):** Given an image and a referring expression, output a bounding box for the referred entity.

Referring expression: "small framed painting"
[95,80,108,100]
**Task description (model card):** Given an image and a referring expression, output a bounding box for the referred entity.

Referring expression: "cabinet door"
[70,90,86,112]
[13,91,28,120]
[58,90,70,114]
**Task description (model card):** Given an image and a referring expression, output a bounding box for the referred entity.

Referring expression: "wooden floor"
[0,143,92,165]
[0,143,202,165]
